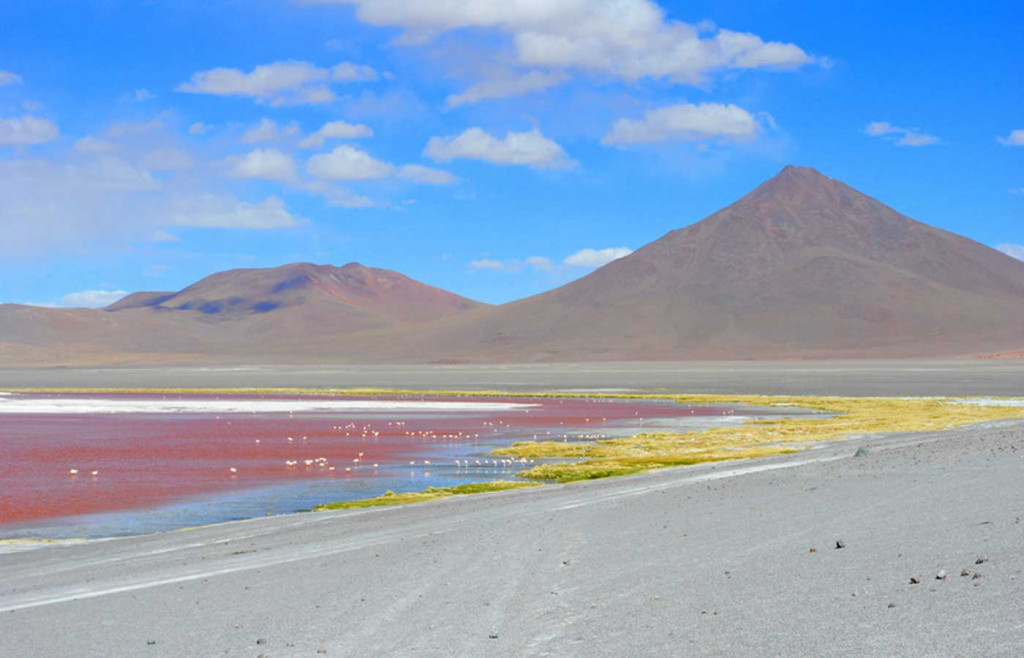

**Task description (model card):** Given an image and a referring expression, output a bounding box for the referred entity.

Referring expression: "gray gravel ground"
[3,359,1024,395]
[2,420,1023,657]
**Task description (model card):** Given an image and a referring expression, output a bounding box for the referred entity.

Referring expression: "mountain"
[3,166,1023,366]
[382,166,1024,361]
[0,263,485,366]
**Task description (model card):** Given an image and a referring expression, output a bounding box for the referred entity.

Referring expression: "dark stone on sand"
[835,539,846,549]
[146,640,156,645]
[975,556,988,565]
[256,638,268,645]
[888,602,897,608]
[936,569,947,580]
[910,576,921,584]
[961,569,971,577]
[489,633,499,639]
[317,647,327,654]
[854,447,873,457]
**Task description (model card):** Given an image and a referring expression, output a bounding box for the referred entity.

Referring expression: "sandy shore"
[2,417,1022,656]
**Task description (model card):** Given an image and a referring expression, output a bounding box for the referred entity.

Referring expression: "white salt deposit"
[949,398,1024,407]
[0,397,537,415]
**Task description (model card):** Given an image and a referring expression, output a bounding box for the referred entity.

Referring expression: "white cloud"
[307,144,393,180]
[997,244,1024,261]
[299,120,373,148]
[177,60,380,106]
[242,118,299,143]
[177,60,335,106]
[396,164,458,184]
[997,129,1024,147]
[0,115,60,146]
[468,255,554,273]
[142,147,194,171]
[864,121,938,147]
[424,127,576,169]
[469,259,506,271]
[61,289,129,308]
[74,136,116,153]
[168,195,301,229]
[298,180,376,208]
[331,61,380,82]
[603,102,762,145]
[0,70,22,86]
[564,246,633,267]
[226,148,297,181]
[445,70,569,108]
[318,0,821,84]
[188,122,211,135]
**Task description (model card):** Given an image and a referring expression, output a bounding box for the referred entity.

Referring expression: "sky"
[0,0,1021,307]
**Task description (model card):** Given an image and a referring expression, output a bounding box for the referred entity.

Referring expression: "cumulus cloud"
[307,144,457,185]
[0,115,60,146]
[226,148,297,181]
[0,70,23,86]
[188,122,211,135]
[864,121,938,147]
[997,129,1024,146]
[424,127,576,169]
[997,244,1024,261]
[312,0,822,84]
[331,61,380,82]
[307,144,393,180]
[468,255,554,273]
[603,102,763,145]
[242,118,300,143]
[564,247,633,267]
[177,60,378,106]
[61,289,129,308]
[396,164,458,184]
[168,195,301,229]
[445,70,569,108]
[299,120,373,148]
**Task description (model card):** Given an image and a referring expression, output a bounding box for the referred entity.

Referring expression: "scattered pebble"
[256,638,268,645]
[975,556,988,565]
[888,602,898,609]
[488,633,499,639]
[317,647,327,654]
[835,539,846,549]
[809,547,817,553]
[146,640,156,645]
[910,576,921,585]
[972,573,982,580]
[854,446,873,457]
[961,569,971,577]
[936,569,947,581]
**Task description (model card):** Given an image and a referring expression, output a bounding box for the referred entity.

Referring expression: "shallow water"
[0,392,731,538]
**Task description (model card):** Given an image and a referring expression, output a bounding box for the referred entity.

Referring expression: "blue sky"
[0,0,1021,306]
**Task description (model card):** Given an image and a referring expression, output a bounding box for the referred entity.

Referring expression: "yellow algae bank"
[499,394,1024,482]
[314,481,541,510]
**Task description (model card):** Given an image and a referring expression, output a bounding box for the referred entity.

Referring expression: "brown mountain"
[3,166,1023,366]
[0,263,485,365]
[373,165,1024,361]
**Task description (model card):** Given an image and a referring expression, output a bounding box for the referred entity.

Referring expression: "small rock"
[488,633,499,639]
[936,569,947,581]
[146,640,156,646]
[887,602,897,609]
[975,556,988,565]
[809,547,817,553]
[317,647,327,655]
[835,539,846,549]
[854,446,873,458]
[256,638,268,646]
[910,576,921,584]
[961,569,970,577]
[972,573,982,580]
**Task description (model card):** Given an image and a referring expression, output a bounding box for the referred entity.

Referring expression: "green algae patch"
[314,480,541,510]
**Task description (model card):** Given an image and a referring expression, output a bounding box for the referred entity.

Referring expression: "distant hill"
[3,166,1022,366]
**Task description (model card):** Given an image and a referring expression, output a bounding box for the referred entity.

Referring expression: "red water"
[0,393,720,527]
